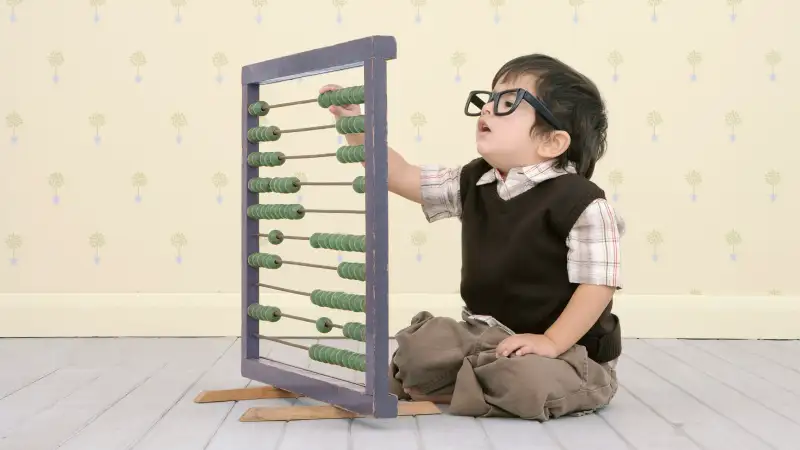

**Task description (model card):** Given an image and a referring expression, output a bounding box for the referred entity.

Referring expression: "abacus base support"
[239,401,442,422]
[194,384,442,421]
[193,385,301,403]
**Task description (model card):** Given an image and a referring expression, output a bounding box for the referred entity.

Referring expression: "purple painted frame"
[241,36,398,418]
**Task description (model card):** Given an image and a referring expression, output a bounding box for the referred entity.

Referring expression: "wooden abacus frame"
[194,36,441,421]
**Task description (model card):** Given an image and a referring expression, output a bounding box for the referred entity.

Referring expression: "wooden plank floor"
[0,337,798,450]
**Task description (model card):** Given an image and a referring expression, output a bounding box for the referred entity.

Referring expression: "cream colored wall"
[1,0,797,338]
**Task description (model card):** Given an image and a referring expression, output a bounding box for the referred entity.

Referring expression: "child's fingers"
[329,105,360,117]
[496,338,521,357]
[515,345,536,356]
[319,83,343,94]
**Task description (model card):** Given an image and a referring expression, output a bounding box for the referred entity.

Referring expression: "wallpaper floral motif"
[0,0,795,296]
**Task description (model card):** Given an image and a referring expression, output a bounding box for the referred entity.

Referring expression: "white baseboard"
[0,293,798,339]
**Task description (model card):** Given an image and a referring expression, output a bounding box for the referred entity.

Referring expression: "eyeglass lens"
[467,91,519,115]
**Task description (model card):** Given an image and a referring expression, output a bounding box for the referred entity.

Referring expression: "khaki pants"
[389,310,619,421]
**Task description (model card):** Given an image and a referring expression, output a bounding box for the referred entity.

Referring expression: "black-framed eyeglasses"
[464,88,564,131]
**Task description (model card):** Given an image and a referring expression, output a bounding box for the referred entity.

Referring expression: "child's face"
[475,74,543,170]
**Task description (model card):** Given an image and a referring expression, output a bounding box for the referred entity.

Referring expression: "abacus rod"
[300,181,354,186]
[254,334,309,351]
[257,283,310,296]
[283,152,337,159]
[256,234,309,241]
[279,124,336,134]
[282,260,339,271]
[305,209,366,214]
[280,312,344,329]
[280,313,316,325]
[269,98,318,109]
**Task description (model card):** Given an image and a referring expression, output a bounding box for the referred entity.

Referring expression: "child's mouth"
[478,119,491,132]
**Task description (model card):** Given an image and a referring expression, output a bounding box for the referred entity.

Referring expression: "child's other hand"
[495,333,560,359]
[319,84,362,118]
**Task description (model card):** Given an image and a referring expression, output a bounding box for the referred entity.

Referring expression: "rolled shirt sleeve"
[565,198,625,289]
[419,165,463,222]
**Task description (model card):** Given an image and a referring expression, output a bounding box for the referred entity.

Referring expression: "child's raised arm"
[320,84,422,205]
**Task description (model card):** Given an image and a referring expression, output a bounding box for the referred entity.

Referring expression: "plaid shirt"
[420,159,625,289]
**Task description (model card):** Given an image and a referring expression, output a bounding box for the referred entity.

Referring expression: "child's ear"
[536,130,571,159]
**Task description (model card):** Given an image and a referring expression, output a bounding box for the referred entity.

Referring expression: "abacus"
[194,36,441,421]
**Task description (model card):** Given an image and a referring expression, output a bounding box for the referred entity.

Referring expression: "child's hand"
[319,84,364,148]
[319,84,362,118]
[495,333,560,359]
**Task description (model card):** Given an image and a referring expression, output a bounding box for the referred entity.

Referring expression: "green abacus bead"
[332,234,346,251]
[347,236,358,252]
[340,86,363,105]
[246,128,257,142]
[355,264,366,280]
[349,350,366,371]
[248,152,285,167]
[267,178,282,193]
[349,293,366,312]
[247,252,282,269]
[352,176,365,194]
[308,233,365,252]
[338,263,350,279]
[334,352,348,367]
[349,235,362,252]
[248,177,273,193]
[247,304,281,322]
[317,92,331,108]
[246,253,258,267]
[317,85,365,108]
[353,116,366,133]
[309,290,366,312]
[335,116,365,135]
[316,317,333,333]
[271,153,284,165]
[269,177,301,194]
[290,204,305,219]
[248,101,270,116]
[341,235,354,252]
[342,322,366,342]
[308,344,366,372]
[267,254,283,268]
[247,204,305,220]
[337,262,366,281]
[308,233,321,249]
[346,86,365,104]
[267,230,283,244]
[247,126,281,143]
[335,145,365,163]
[335,117,348,134]
[246,205,263,219]
[338,117,351,134]
[348,353,366,372]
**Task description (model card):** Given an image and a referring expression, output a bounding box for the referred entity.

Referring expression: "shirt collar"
[476,159,577,186]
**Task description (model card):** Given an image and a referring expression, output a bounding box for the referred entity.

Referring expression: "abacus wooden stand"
[194,385,442,422]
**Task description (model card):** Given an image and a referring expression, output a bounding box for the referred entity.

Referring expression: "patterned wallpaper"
[0,0,796,297]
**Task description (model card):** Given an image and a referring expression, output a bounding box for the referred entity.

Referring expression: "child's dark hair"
[492,54,607,179]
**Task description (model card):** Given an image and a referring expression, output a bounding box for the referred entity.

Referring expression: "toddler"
[320,53,624,421]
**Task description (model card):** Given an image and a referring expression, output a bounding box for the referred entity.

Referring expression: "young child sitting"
[319,53,625,421]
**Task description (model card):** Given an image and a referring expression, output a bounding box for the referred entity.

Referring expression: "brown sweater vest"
[458,158,622,364]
